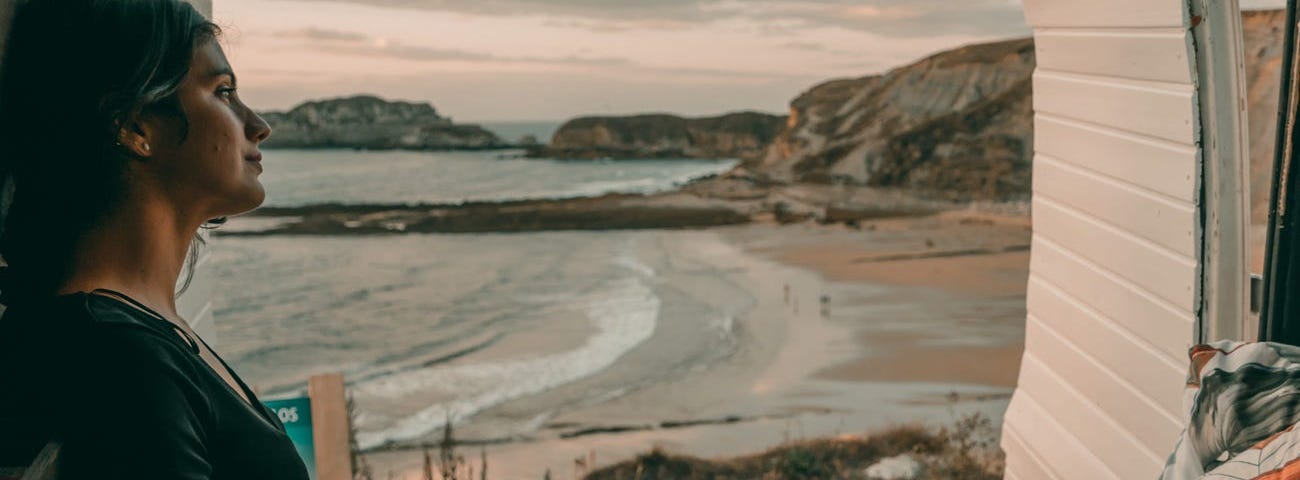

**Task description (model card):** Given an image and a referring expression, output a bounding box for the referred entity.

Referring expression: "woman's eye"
[218,87,237,101]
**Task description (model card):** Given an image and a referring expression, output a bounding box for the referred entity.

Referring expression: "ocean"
[212,148,745,449]
[255,149,737,207]
[478,121,563,145]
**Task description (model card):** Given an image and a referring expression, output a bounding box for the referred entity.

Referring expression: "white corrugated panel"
[1002,427,1058,479]
[1003,0,1202,477]
[1033,115,1196,202]
[1034,30,1192,84]
[1033,72,1196,145]
[1034,155,1196,256]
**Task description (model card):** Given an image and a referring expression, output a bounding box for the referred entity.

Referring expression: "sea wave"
[353,257,660,449]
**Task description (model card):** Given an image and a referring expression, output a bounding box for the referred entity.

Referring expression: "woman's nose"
[246,110,272,143]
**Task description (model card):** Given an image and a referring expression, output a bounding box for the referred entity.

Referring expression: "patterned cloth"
[1163,341,1300,479]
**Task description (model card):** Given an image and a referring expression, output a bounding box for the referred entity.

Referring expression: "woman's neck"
[57,195,202,320]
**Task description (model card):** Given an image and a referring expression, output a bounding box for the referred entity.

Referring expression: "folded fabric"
[1162,341,1300,479]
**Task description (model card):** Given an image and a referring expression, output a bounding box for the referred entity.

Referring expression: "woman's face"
[140,38,271,222]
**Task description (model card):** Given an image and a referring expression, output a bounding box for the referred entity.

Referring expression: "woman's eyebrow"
[207,67,238,85]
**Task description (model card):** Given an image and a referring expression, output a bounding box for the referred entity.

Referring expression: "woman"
[0,0,309,478]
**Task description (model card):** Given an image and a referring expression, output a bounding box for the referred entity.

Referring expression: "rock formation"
[754,38,1035,202]
[532,112,787,160]
[259,95,505,150]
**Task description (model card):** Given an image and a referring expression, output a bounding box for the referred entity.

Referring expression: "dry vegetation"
[348,411,1003,480]
[583,413,1003,480]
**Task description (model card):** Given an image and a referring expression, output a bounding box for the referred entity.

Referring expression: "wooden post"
[309,374,353,480]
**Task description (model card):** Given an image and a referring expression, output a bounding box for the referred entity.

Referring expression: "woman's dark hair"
[0,0,223,305]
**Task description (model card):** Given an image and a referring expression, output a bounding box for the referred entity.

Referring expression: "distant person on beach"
[0,1,307,479]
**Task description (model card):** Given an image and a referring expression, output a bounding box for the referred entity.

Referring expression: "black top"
[0,291,311,480]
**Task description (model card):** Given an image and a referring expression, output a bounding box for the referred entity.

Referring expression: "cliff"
[259,95,505,150]
[532,111,787,160]
[1244,9,1286,226]
[748,10,1285,204]
[753,38,1035,201]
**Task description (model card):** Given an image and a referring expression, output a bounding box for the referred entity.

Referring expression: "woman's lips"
[245,152,263,173]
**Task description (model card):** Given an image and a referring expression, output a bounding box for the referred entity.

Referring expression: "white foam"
[613,250,657,278]
[354,268,660,449]
[710,314,736,339]
[563,160,738,199]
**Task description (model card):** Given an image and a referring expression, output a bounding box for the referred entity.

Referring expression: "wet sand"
[733,210,1030,389]
[362,210,1030,479]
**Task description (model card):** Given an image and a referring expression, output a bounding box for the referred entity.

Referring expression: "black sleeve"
[52,326,214,480]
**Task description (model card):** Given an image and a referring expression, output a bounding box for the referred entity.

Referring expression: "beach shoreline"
[357,210,1030,479]
[220,178,958,237]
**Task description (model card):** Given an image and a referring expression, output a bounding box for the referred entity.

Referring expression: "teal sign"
[264,397,317,479]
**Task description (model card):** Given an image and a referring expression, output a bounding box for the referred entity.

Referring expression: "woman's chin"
[217,186,266,218]
[242,187,267,213]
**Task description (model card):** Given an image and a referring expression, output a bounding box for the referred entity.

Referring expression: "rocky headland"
[753,38,1035,202]
[258,95,506,150]
[527,38,1035,202]
[237,10,1285,236]
[528,111,787,160]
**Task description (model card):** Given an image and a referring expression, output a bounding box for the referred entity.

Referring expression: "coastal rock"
[532,112,786,160]
[258,95,505,150]
[755,38,1035,202]
[232,192,756,235]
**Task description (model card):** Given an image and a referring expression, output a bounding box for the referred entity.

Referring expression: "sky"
[212,0,1284,122]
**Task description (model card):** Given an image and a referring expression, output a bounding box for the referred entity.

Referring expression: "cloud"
[239,68,807,121]
[270,0,1029,38]
[539,19,633,34]
[271,26,369,42]
[629,65,819,82]
[773,41,870,60]
[261,26,824,81]
[280,0,711,21]
[779,42,827,52]
[266,27,632,66]
[744,0,1028,37]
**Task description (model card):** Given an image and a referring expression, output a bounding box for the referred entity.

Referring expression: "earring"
[143,143,151,153]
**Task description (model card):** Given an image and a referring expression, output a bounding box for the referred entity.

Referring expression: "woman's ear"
[115,119,154,159]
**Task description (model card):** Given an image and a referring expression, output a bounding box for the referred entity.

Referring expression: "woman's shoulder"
[0,292,197,367]
[0,296,222,477]
[0,293,214,422]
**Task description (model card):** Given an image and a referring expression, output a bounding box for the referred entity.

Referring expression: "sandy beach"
[358,209,1030,480]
